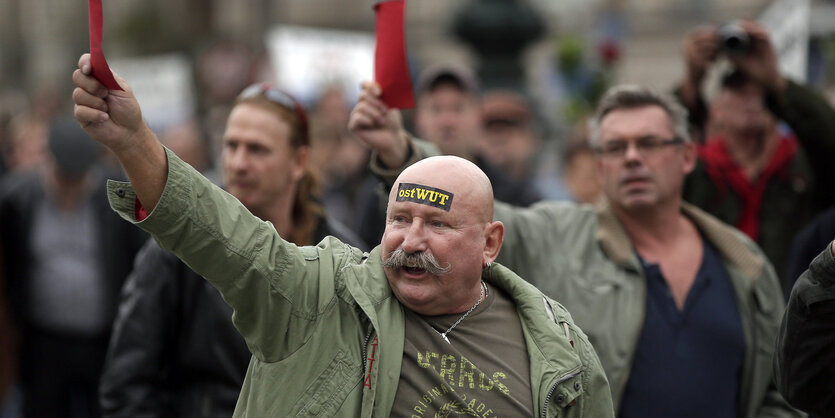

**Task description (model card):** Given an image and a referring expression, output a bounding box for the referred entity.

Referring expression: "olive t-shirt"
[390,283,534,417]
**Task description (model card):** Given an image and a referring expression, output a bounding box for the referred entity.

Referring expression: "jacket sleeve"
[99,239,181,418]
[785,208,835,297]
[774,243,835,417]
[368,137,440,190]
[571,320,615,417]
[494,202,551,273]
[105,149,362,363]
[767,81,835,209]
[494,201,589,284]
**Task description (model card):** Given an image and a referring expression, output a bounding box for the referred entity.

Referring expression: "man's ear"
[291,146,311,182]
[681,141,697,175]
[483,221,504,265]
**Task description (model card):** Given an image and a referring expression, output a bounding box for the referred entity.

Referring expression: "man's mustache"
[383,248,452,276]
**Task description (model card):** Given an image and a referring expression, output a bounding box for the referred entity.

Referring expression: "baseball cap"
[414,64,480,97]
[48,116,101,178]
[482,90,531,127]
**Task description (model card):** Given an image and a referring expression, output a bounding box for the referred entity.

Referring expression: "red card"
[374,0,414,109]
[88,0,123,91]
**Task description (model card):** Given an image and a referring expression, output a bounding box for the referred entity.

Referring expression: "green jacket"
[494,200,801,417]
[105,149,614,417]
[372,139,802,417]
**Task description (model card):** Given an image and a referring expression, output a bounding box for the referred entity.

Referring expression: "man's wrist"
[684,69,704,86]
[679,76,702,106]
[379,130,410,169]
[770,76,787,95]
[110,124,150,158]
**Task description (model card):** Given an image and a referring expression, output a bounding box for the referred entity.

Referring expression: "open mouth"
[403,266,426,274]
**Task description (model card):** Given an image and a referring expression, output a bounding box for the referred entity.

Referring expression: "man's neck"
[723,129,780,180]
[251,194,295,241]
[616,199,704,310]
[614,199,686,254]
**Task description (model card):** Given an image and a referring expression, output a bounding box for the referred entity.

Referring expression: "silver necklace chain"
[433,281,488,344]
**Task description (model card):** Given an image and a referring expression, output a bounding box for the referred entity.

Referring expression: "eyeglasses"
[237,83,309,146]
[594,137,684,159]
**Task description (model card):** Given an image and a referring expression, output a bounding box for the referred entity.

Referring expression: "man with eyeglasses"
[350,83,800,417]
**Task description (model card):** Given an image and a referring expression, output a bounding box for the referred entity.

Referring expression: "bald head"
[381,155,504,316]
[390,156,494,223]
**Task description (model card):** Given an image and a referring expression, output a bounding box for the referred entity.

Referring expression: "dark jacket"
[774,245,835,417]
[682,80,835,289]
[0,170,147,335]
[0,254,15,404]
[99,212,367,418]
[786,207,835,296]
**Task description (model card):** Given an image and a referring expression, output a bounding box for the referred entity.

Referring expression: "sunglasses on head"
[237,83,309,145]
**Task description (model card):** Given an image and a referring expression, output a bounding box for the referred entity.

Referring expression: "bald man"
[71,55,612,416]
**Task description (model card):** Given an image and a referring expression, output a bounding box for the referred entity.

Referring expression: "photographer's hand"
[680,26,718,109]
[729,20,786,94]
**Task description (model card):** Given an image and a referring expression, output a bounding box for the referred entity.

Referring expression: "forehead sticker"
[396,182,454,211]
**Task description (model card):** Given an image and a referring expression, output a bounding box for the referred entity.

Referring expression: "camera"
[717,23,751,55]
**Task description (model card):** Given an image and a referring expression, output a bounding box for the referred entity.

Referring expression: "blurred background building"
[3,0,835,126]
[1,0,834,206]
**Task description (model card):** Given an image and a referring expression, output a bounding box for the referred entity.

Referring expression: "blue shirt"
[618,238,745,418]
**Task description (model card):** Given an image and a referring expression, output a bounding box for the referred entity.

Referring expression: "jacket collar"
[595,201,764,280]
[484,262,585,415]
[340,246,405,417]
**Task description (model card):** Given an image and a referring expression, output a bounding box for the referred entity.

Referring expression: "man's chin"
[617,194,657,211]
[391,282,437,312]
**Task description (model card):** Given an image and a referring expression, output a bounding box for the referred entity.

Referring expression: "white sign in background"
[110,53,196,134]
[266,25,375,105]
[759,0,811,83]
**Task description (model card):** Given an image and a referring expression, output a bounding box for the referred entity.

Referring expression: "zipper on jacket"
[541,369,582,418]
[361,323,375,376]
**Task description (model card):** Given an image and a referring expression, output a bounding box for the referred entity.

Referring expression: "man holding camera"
[677,20,835,292]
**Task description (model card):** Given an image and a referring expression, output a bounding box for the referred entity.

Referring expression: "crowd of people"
[1,18,835,418]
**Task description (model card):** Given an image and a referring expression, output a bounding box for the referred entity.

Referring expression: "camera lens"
[718,23,751,55]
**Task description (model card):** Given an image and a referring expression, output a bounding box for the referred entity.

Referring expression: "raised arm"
[347,81,411,169]
[675,25,719,138]
[71,54,362,362]
[72,53,167,212]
